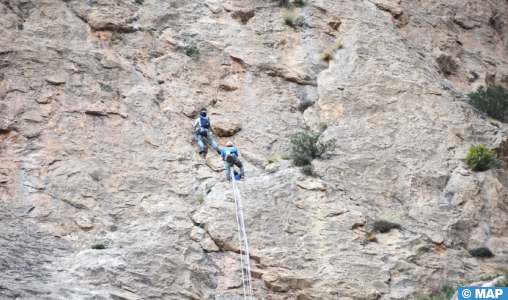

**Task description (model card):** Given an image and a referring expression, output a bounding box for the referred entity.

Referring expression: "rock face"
[1,0,508,299]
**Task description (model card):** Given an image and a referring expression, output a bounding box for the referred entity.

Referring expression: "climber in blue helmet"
[222,141,245,182]
[193,110,220,155]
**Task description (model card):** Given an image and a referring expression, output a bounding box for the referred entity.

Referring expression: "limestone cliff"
[1,0,508,299]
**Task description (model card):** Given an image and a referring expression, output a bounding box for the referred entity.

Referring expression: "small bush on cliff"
[469,70,479,81]
[294,16,308,27]
[298,100,315,112]
[372,220,401,233]
[300,165,315,176]
[368,233,377,242]
[493,270,508,287]
[490,118,500,127]
[190,217,205,229]
[101,84,113,92]
[494,277,508,287]
[415,284,456,300]
[267,155,283,164]
[294,0,305,6]
[140,28,154,37]
[206,184,215,194]
[319,41,344,62]
[290,130,338,158]
[91,244,106,250]
[134,0,144,4]
[278,0,289,7]
[466,145,495,171]
[468,247,494,258]
[185,42,200,59]
[283,9,296,26]
[292,153,311,166]
[468,85,508,121]
[437,283,455,299]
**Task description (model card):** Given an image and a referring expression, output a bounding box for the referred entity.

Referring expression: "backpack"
[225,151,237,163]
[200,116,210,129]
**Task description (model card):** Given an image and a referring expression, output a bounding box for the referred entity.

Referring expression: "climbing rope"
[231,168,255,300]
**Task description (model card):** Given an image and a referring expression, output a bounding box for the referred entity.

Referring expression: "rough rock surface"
[1,0,508,299]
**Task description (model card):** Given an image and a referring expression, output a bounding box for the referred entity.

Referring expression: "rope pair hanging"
[231,169,255,300]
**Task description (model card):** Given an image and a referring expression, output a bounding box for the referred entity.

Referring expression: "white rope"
[232,168,248,300]
[231,168,255,300]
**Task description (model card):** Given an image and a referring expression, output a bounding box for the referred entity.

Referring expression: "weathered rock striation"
[1,0,508,299]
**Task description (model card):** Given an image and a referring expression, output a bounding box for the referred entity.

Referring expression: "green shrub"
[468,85,508,121]
[17,24,23,30]
[7,4,13,11]
[437,283,455,299]
[298,100,315,112]
[300,165,315,176]
[372,220,401,233]
[134,0,144,4]
[294,0,305,6]
[91,244,106,250]
[141,28,154,37]
[290,130,338,158]
[185,42,200,59]
[468,247,494,258]
[278,0,289,7]
[294,16,308,27]
[206,184,215,194]
[292,153,311,166]
[494,277,508,287]
[444,191,454,198]
[466,145,495,171]
[101,84,113,92]
[415,282,456,300]
[493,157,503,169]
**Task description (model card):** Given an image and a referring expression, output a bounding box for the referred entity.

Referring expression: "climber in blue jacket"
[193,110,220,155]
[221,141,245,182]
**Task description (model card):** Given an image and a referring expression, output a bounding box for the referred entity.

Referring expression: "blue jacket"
[221,147,239,158]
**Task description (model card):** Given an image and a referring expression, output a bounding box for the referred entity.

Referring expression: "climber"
[193,110,220,155]
[222,141,245,182]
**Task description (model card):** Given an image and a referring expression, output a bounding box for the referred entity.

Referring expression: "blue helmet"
[200,110,207,117]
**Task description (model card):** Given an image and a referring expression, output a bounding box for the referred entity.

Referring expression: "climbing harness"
[231,168,255,300]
